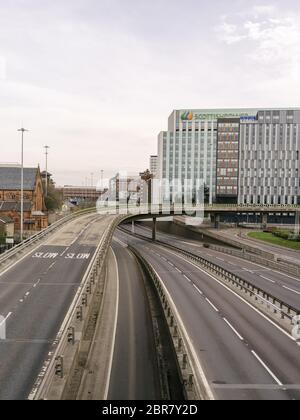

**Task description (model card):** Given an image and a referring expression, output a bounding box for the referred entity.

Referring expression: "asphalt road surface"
[117,229,300,400]
[0,214,111,400]
[107,238,161,400]
[124,224,300,311]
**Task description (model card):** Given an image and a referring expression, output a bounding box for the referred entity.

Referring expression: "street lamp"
[44,145,50,197]
[18,127,29,242]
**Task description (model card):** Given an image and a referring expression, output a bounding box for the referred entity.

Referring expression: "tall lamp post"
[18,127,29,242]
[44,145,50,197]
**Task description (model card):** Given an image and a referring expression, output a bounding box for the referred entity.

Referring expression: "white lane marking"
[184,275,192,283]
[25,292,30,296]
[243,268,254,273]
[251,351,283,386]
[227,262,235,266]
[277,271,300,282]
[168,262,175,267]
[205,298,219,313]
[160,247,296,342]
[216,257,225,262]
[282,285,300,296]
[0,312,12,327]
[223,318,244,341]
[259,275,276,284]
[113,237,127,247]
[104,248,120,400]
[149,264,215,400]
[175,267,182,273]
[193,284,203,295]
[33,279,41,288]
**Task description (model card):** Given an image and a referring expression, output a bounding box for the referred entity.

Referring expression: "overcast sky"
[1,0,300,186]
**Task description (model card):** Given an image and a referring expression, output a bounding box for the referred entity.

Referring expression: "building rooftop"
[0,166,38,191]
[0,201,32,212]
[0,215,14,224]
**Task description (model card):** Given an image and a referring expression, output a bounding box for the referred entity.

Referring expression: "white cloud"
[217,6,300,77]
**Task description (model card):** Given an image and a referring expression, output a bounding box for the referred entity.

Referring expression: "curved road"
[107,238,161,400]
[116,229,300,400]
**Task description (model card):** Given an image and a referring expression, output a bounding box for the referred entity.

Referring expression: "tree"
[44,184,63,211]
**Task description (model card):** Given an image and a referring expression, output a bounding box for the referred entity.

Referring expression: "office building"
[157,108,300,206]
[150,155,158,178]
[158,109,258,204]
[239,109,300,205]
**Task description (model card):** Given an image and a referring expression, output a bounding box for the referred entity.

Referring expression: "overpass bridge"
[1,205,299,400]
[97,203,300,239]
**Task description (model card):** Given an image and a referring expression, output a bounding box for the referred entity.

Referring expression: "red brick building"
[0,165,48,234]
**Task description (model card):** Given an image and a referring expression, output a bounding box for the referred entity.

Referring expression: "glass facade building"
[158,109,258,204]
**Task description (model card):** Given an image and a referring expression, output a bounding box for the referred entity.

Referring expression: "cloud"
[216,5,300,77]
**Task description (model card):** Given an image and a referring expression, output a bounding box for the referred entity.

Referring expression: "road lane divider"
[118,226,300,339]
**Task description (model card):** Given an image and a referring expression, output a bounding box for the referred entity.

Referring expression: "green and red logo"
[181,111,193,121]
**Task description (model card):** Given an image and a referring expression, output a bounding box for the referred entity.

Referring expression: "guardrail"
[0,207,96,269]
[118,226,300,324]
[30,215,126,400]
[129,245,213,400]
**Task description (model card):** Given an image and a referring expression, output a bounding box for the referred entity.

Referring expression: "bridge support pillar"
[131,220,135,234]
[213,214,221,229]
[152,217,157,241]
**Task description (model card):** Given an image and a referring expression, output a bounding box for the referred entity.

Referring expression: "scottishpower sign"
[180,110,257,121]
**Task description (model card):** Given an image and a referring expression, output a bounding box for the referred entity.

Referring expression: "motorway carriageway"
[116,229,300,400]
[106,239,161,400]
[123,224,300,311]
[0,214,113,400]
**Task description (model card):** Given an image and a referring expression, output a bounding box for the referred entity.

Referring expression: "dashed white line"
[184,275,192,283]
[216,257,225,262]
[282,285,300,295]
[259,275,276,284]
[161,247,296,342]
[251,351,283,386]
[223,318,244,341]
[175,267,182,273]
[193,284,203,295]
[205,298,219,313]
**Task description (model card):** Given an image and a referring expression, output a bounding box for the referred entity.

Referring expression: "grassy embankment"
[248,231,300,251]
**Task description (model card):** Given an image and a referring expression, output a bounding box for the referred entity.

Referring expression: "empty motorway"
[123,224,300,310]
[116,228,300,400]
[107,239,161,400]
